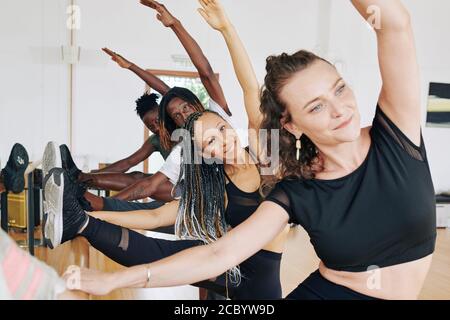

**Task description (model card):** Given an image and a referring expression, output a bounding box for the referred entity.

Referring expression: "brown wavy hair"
[260,50,330,190]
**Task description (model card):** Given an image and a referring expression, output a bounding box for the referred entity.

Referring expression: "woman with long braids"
[43,0,289,299]
[61,0,435,300]
[88,0,247,205]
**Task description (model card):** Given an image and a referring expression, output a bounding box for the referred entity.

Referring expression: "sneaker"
[43,168,88,249]
[65,171,94,212]
[2,143,29,194]
[41,141,62,246]
[60,144,81,183]
[42,141,61,187]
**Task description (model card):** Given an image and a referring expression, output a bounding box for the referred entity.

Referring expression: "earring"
[296,138,302,161]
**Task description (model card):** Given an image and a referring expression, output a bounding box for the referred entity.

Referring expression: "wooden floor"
[9,227,450,300]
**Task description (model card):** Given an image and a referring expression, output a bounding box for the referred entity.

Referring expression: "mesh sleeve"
[373,105,426,162]
[264,184,297,224]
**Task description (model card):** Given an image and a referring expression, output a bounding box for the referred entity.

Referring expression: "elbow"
[243,84,260,96]
[378,8,412,34]
[210,242,238,274]
[392,11,412,32]
[198,65,216,82]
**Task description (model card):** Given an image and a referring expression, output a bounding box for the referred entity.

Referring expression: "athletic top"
[160,143,182,185]
[148,134,171,160]
[265,105,437,272]
[159,99,248,185]
[224,169,261,228]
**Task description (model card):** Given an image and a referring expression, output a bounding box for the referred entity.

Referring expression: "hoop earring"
[296,138,302,161]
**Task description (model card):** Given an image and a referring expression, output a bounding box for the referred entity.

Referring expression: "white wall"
[1,0,449,191]
[0,0,69,165]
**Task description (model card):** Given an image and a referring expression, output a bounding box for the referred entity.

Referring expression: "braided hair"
[175,110,241,284]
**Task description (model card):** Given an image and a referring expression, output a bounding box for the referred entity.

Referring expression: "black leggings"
[285,270,381,300]
[80,217,282,300]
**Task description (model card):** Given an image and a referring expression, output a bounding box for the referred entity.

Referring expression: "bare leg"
[112,174,174,202]
[149,180,175,201]
[78,172,150,191]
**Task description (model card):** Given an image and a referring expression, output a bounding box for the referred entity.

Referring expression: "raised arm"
[89,200,179,230]
[351,0,421,145]
[91,138,155,174]
[68,202,289,295]
[198,0,261,129]
[140,0,230,115]
[112,172,174,202]
[102,48,171,95]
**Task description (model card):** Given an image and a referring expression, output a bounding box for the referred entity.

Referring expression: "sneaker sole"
[42,141,62,187]
[42,141,62,245]
[43,168,64,249]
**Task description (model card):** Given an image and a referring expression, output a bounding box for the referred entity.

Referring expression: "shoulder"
[270,177,308,195]
[148,134,159,145]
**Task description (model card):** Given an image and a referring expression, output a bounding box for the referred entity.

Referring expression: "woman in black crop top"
[60,0,433,300]
[43,0,289,299]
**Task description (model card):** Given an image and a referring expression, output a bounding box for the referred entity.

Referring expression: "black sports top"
[224,164,262,229]
[265,106,437,272]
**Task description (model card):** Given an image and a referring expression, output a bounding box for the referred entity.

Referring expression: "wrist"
[107,271,122,293]
[219,23,234,35]
[169,19,181,29]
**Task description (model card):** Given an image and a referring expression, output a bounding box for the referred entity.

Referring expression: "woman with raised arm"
[85,0,266,231]
[44,0,290,300]
[94,0,247,206]
[66,0,434,300]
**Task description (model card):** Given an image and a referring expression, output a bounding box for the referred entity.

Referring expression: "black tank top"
[265,106,436,272]
[224,162,262,228]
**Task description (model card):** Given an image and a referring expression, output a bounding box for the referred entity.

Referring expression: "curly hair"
[135,93,159,119]
[260,50,329,190]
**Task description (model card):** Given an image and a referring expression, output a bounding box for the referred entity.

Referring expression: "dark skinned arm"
[91,138,156,174]
[140,0,230,115]
[102,47,170,95]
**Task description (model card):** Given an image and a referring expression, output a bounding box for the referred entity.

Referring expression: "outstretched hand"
[197,0,231,32]
[63,265,116,296]
[140,0,178,27]
[102,48,133,69]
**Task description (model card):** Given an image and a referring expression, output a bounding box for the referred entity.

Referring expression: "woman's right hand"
[197,0,231,32]
[102,48,133,69]
[63,265,117,296]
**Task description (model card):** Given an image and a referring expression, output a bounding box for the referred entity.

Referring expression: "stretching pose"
[76,93,171,190]
[44,0,290,299]
[66,0,434,300]
[80,0,246,210]
[45,93,174,212]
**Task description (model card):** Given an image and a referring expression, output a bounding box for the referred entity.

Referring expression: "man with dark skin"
[71,0,232,212]
[76,92,171,192]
